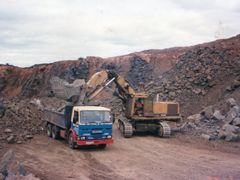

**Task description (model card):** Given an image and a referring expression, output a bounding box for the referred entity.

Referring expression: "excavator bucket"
[86,71,109,89]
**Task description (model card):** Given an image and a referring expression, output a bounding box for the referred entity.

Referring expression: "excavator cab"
[125,93,180,120]
[125,93,148,118]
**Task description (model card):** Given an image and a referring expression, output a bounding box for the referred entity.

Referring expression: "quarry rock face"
[0,46,188,98]
[126,56,153,89]
[0,34,240,143]
[149,36,240,117]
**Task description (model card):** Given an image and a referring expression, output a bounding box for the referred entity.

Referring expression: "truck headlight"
[80,136,86,140]
[107,135,112,139]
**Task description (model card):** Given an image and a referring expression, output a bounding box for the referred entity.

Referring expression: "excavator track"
[158,122,171,138]
[118,118,133,138]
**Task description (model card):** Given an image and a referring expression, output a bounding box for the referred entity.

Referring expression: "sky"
[0,0,240,67]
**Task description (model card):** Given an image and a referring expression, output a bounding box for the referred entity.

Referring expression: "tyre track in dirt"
[83,152,127,180]
[2,125,240,180]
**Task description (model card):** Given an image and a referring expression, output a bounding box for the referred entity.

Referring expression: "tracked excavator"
[77,70,181,138]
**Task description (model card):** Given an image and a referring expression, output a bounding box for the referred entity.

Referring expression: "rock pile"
[183,98,240,142]
[148,47,240,116]
[218,98,240,141]
[0,98,65,145]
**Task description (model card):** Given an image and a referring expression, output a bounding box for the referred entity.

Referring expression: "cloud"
[0,0,239,67]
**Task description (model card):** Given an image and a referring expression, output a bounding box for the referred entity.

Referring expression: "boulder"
[233,79,240,88]
[7,135,14,144]
[187,122,198,129]
[226,98,238,107]
[222,124,240,134]
[187,114,203,123]
[226,107,239,123]
[232,105,240,114]
[193,88,201,95]
[4,129,12,133]
[218,129,239,141]
[169,91,176,97]
[179,122,198,132]
[232,117,240,126]
[218,130,227,139]
[201,134,214,141]
[16,141,23,144]
[213,110,225,120]
[225,133,239,142]
[201,106,213,119]
[226,86,233,92]
[24,135,33,139]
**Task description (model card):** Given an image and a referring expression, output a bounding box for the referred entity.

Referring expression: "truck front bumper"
[76,138,114,146]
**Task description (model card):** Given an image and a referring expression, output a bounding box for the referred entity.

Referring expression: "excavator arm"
[82,70,136,104]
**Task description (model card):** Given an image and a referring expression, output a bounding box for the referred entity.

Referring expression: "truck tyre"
[52,126,60,139]
[99,144,107,149]
[68,133,76,149]
[47,124,52,138]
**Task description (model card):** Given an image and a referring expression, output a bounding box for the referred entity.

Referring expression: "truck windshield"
[80,111,110,124]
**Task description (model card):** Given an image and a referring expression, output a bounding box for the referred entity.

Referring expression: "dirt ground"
[1,124,240,180]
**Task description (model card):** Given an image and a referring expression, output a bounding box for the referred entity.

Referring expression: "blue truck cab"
[45,106,114,149]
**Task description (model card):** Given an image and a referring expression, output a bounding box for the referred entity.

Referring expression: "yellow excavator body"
[79,70,181,137]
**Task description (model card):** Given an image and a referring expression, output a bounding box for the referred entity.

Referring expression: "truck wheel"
[47,124,52,137]
[52,126,60,139]
[98,144,107,149]
[68,133,76,149]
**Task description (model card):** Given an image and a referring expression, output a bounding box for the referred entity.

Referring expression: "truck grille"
[167,104,178,115]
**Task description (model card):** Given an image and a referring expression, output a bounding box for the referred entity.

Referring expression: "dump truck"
[45,105,114,149]
[79,70,181,138]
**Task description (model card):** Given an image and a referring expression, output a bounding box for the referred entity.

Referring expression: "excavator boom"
[82,70,136,104]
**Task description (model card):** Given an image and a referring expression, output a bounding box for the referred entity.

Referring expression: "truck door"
[72,111,79,135]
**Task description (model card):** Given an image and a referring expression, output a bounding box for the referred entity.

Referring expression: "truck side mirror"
[110,113,115,123]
